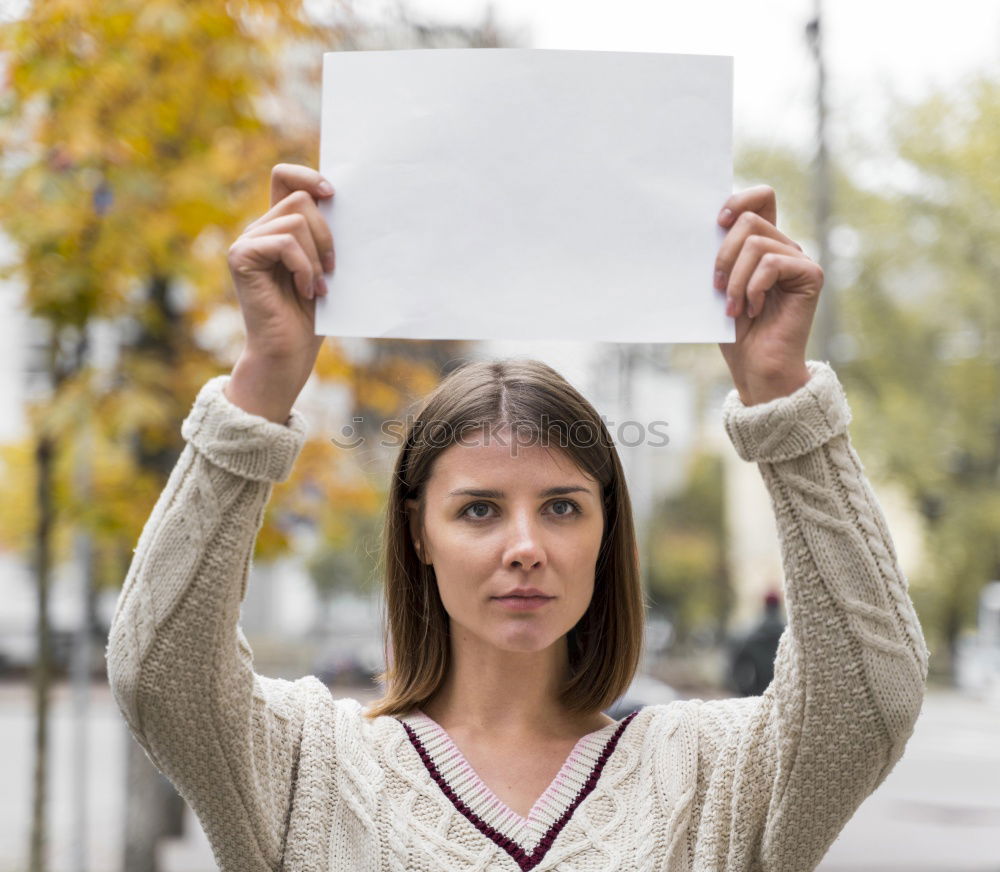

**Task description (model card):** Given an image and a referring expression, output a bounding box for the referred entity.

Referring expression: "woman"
[106,163,929,871]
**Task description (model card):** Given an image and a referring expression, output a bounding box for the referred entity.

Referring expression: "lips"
[496,595,550,599]
[491,594,555,611]
[492,595,554,601]
[493,587,553,599]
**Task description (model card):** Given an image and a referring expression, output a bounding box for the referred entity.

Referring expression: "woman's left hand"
[714,185,823,406]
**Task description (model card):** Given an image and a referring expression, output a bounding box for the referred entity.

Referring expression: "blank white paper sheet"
[316,48,734,343]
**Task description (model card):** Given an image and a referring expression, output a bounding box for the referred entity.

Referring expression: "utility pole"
[806,0,835,364]
[616,343,654,602]
[70,370,94,872]
[28,317,56,872]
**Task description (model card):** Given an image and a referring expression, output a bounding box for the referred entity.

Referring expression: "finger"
[248,172,336,270]
[231,232,316,299]
[744,252,823,319]
[725,236,804,318]
[274,188,335,276]
[718,184,777,229]
[270,163,335,209]
[244,209,327,296]
[255,189,335,277]
[714,211,802,294]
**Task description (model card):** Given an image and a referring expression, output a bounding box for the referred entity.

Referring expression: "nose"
[502,510,546,570]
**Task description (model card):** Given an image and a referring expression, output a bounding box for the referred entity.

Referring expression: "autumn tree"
[0,2,514,869]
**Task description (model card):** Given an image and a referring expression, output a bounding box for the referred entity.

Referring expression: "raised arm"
[105,375,322,870]
[692,360,928,870]
[690,185,929,869]
[106,164,339,870]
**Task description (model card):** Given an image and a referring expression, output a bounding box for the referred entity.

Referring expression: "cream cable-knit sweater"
[105,360,929,872]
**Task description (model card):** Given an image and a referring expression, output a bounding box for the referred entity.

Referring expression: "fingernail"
[719,208,733,224]
[318,276,328,296]
[725,298,735,317]
[714,270,727,290]
[323,252,335,272]
[747,301,755,318]
[317,179,334,195]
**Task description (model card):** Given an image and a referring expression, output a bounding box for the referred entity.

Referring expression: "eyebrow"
[446,486,594,499]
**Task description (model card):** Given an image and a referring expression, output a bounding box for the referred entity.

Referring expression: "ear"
[405,498,428,564]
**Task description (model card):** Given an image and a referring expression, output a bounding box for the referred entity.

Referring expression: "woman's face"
[407,426,605,654]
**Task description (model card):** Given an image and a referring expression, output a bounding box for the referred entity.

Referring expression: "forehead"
[426,428,596,490]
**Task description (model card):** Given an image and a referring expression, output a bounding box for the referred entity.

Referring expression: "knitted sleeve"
[105,374,316,872]
[691,360,929,871]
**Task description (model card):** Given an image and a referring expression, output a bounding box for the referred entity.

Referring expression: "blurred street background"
[2,678,999,871]
[2,0,1000,870]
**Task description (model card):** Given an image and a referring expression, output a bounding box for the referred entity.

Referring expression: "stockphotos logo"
[329,415,670,454]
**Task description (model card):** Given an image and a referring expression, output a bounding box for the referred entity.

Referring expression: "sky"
[2,0,999,440]
[355,0,1000,153]
[334,0,1000,387]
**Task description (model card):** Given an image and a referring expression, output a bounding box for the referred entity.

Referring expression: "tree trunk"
[29,433,55,872]
[120,274,187,872]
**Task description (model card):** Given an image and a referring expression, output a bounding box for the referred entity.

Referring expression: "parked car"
[0,625,109,680]
[311,640,384,687]
[604,672,680,720]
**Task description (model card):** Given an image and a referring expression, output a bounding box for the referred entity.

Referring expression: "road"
[818,687,1000,872]
[1,681,998,871]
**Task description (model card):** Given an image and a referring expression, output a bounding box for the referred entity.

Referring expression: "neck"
[420,625,612,740]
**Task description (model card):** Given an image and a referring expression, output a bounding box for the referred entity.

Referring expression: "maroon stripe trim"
[400,709,640,871]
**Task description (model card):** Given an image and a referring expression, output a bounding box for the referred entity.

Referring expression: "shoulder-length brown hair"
[363,357,646,720]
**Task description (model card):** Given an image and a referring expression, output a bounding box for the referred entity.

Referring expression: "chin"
[489,625,562,653]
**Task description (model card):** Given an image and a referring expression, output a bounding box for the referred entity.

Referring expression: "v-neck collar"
[395,707,640,870]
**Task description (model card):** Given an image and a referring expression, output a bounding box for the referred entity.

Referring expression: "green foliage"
[647,451,731,645]
[736,76,1000,674]
[307,512,381,600]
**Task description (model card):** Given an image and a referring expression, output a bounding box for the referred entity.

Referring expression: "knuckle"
[289,188,312,209]
[227,246,253,277]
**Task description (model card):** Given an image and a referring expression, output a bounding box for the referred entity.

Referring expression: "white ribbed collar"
[395,708,639,868]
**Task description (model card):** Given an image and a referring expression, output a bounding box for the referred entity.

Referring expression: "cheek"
[429,548,494,614]
[572,516,605,569]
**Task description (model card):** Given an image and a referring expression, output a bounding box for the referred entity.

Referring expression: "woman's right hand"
[223,164,336,423]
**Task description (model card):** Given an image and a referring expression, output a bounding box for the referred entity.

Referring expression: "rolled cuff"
[180,375,307,483]
[722,360,852,463]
